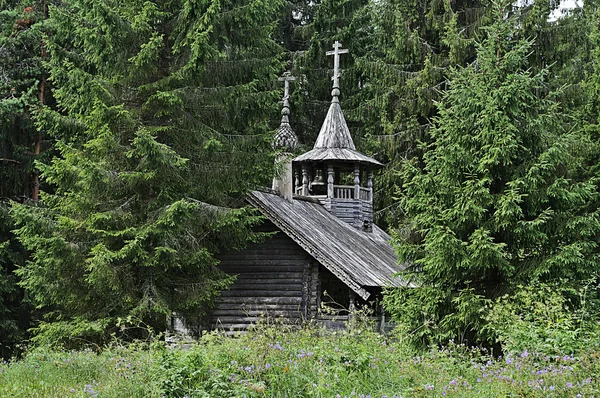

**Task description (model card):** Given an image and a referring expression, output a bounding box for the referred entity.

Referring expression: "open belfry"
[196,42,408,333]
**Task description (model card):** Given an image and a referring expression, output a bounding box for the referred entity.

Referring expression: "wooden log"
[218,252,304,260]
[214,303,302,311]
[216,297,303,305]
[233,272,304,280]
[232,278,303,285]
[211,310,301,317]
[218,265,304,273]
[213,321,301,331]
[213,315,302,324]
[231,283,303,291]
[219,290,302,298]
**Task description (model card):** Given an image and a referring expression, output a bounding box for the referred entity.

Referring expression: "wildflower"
[269,342,284,351]
[505,357,513,365]
[83,385,98,397]
[265,363,271,370]
[566,382,573,388]
[424,384,434,390]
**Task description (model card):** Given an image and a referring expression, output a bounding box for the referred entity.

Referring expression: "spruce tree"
[383,1,600,346]
[10,0,285,345]
[0,0,52,354]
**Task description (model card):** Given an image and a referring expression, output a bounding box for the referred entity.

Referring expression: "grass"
[1,325,599,397]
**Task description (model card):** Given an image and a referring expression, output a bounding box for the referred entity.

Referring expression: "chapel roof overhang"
[247,190,412,300]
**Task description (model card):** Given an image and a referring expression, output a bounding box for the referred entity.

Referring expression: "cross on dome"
[326,41,349,97]
[273,71,298,152]
[278,72,296,102]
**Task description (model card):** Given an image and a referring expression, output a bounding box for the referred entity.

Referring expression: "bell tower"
[292,42,382,231]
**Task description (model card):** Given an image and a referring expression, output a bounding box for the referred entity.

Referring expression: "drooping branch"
[0,158,21,165]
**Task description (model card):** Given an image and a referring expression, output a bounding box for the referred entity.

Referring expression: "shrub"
[484,283,600,356]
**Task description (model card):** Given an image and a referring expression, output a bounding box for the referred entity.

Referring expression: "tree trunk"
[32,0,48,201]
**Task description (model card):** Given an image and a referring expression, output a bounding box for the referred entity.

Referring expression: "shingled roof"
[247,190,410,300]
[293,100,383,167]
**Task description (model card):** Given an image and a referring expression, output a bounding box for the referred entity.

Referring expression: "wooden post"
[294,169,300,194]
[379,302,386,334]
[348,291,355,326]
[354,164,360,199]
[367,171,373,202]
[302,165,309,196]
[327,165,334,198]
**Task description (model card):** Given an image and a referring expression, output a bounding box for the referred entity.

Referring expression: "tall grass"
[1,324,598,397]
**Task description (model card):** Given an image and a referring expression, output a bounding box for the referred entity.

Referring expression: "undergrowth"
[1,321,599,397]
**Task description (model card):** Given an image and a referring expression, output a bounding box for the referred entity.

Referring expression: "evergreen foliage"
[0,0,51,355]
[10,0,285,345]
[351,0,493,226]
[384,1,600,346]
[0,0,598,351]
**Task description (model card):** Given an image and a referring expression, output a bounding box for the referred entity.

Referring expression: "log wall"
[207,221,316,332]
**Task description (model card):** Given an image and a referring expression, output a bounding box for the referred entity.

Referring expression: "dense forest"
[1,0,599,358]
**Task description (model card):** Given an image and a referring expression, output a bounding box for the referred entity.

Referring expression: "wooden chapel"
[176,42,409,335]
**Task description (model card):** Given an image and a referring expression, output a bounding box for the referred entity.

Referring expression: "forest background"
[1,0,600,359]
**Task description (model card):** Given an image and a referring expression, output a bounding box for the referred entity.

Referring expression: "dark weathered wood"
[215,304,302,311]
[219,251,305,259]
[231,283,303,290]
[234,273,304,280]
[292,101,382,167]
[218,265,303,272]
[212,315,301,324]
[211,309,301,317]
[212,320,302,330]
[247,191,410,300]
[219,290,302,298]
[205,225,310,332]
[216,296,303,305]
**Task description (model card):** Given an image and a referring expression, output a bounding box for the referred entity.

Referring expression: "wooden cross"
[278,72,296,101]
[326,41,349,89]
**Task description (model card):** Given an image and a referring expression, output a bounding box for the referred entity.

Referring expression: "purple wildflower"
[83,385,98,397]
[268,342,284,351]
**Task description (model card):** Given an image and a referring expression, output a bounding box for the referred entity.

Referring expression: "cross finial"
[277,71,296,122]
[278,71,296,103]
[326,41,349,99]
